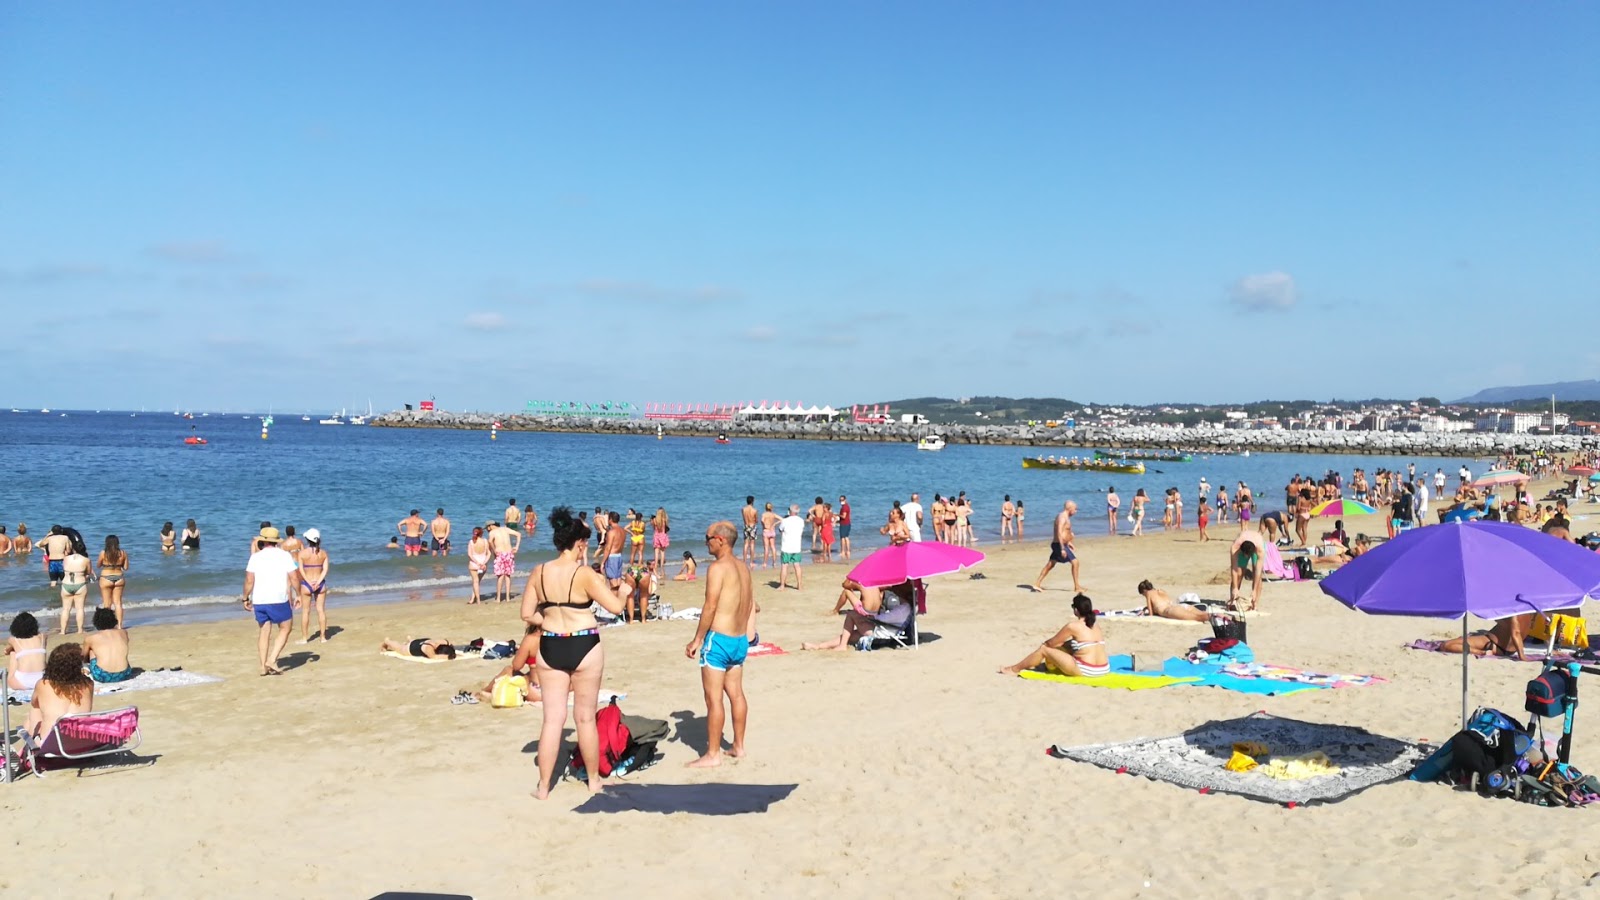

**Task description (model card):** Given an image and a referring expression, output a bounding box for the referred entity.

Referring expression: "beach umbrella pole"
[1462,617,1470,732]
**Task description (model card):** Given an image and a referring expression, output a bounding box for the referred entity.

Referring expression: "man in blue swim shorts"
[243,527,300,676]
[685,521,754,768]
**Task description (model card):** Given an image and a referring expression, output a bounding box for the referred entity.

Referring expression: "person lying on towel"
[380,637,457,660]
[1438,614,1531,659]
[1137,580,1211,622]
[998,594,1109,677]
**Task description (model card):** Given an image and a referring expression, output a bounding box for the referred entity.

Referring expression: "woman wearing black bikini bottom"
[379,637,456,659]
[521,506,626,799]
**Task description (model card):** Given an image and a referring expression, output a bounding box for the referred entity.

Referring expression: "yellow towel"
[1224,750,1259,772]
[1017,670,1201,690]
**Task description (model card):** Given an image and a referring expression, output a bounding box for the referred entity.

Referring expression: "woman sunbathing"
[473,624,543,704]
[1439,614,1531,659]
[380,637,457,659]
[998,594,1109,677]
[672,551,698,582]
[23,643,94,745]
[1137,580,1211,622]
[802,581,907,651]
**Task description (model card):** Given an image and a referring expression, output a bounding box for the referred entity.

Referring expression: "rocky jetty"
[372,410,1596,457]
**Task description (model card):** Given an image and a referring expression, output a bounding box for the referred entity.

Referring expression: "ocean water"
[0,410,1490,627]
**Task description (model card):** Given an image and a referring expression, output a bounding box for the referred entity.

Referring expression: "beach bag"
[1527,669,1572,719]
[481,640,516,660]
[490,675,526,708]
[1293,556,1315,581]
[570,698,654,779]
[1210,613,1247,643]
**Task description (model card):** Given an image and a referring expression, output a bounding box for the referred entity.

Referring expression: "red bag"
[572,699,632,777]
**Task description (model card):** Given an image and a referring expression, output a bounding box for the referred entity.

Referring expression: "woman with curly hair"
[24,643,94,742]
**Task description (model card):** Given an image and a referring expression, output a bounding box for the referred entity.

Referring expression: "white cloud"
[1229,272,1297,312]
[464,312,507,330]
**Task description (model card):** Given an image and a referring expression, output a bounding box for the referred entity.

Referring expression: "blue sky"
[3,2,1595,412]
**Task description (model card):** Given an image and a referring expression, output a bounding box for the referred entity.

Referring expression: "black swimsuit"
[408,638,429,657]
[538,566,600,673]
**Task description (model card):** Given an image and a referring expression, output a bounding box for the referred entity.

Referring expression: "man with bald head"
[685,520,753,767]
[1031,500,1082,593]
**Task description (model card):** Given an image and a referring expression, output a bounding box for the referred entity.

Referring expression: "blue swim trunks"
[700,631,748,671]
[48,560,64,580]
[88,659,134,683]
[253,602,292,625]
[603,554,625,581]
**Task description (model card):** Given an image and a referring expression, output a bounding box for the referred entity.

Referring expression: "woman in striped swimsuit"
[998,594,1109,677]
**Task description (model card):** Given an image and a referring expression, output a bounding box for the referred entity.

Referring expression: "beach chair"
[17,706,143,778]
[861,598,918,650]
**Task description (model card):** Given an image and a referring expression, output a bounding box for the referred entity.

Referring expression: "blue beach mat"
[1161,658,1326,697]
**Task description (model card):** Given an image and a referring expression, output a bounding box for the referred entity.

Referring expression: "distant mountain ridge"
[1451,380,1600,405]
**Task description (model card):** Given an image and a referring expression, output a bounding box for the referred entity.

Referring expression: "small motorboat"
[916,435,946,451]
[715,434,731,445]
[184,436,208,445]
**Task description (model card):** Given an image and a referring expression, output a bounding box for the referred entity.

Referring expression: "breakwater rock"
[372,411,1596,457]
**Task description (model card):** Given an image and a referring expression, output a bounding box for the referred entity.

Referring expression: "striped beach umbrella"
[1309,498,1379,517]
[1472,469,1530,488]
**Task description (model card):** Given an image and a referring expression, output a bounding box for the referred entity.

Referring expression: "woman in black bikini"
[380,637,456,659]
[520,506,626,799]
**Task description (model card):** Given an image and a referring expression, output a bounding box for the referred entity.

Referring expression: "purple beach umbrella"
[1321,520,1600,727]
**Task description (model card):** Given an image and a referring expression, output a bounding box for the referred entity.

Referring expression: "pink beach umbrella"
[846,542,986,588]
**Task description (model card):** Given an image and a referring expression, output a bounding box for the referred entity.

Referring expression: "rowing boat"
[1022,458,1145,474]
[1094,449,1192,463]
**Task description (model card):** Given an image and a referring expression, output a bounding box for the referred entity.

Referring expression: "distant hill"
[1452,380,1600,405]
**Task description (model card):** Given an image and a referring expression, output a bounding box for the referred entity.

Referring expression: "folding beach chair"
[861,598,918,650]
[17,706,143,778]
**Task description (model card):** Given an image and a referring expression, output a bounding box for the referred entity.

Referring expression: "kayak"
[1022,458,1145,475]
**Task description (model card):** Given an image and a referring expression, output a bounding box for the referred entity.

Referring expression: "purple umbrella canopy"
[1320,520,1600,619]
[1321,520,1600,728]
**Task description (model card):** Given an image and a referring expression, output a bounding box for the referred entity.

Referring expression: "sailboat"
[319,409,347,425]
[348,399,373,426]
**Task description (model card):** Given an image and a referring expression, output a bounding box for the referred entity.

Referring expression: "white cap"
[304,528,321,543]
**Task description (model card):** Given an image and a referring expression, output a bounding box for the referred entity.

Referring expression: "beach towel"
[94,669,222,695]
[1048,711,1428,806]
[666,607,702,621]
[1261,541,1294,580]
[1018,654,1199,691]
[1160,658,1324,696]
[383,651,451,664]
[746,642,787,657]
[573,783,797,816]
[1219,662,1386,688]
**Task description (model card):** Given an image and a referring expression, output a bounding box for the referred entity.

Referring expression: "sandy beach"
[5,493,1599,899]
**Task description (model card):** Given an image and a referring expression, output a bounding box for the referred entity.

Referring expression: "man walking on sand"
[430,508,451,556]
[777,504,806,590]
[1032,501,1082,593]
[397,509,427,557]
[685,520,753,768]
[741,496,759,565]
[488,521,521,603]
[243,526,299,676]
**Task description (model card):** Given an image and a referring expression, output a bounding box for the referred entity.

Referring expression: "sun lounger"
[17,706,143,778]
